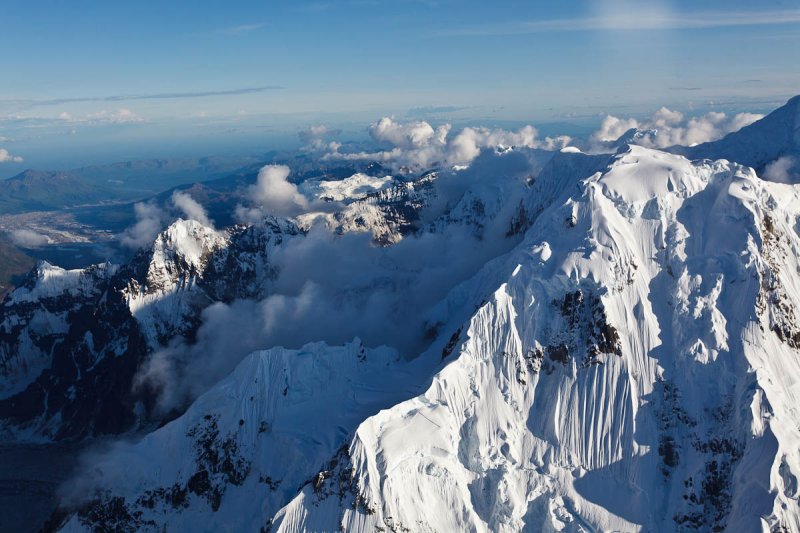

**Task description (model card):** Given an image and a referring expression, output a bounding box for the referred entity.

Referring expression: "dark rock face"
[0,267,150,440]
[758,215,800,348]
[545,289,623,368]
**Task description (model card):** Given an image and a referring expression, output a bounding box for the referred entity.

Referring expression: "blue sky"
[1,0,799,174]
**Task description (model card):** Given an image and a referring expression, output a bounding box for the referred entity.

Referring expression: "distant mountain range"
[0,170,127,214]
[0,155,269,215]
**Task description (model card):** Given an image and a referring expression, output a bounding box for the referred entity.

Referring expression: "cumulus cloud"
[119,202,169,249]
[590,107,764,150]
[370,117,448,148]
[119,192,214,249]
[298,124,342,151]
[171,191,212,227]
[323,117,571,170]
[763,156,799,184]
[9,229,50,248]
[235,164,309,222]
[0,148,23,163]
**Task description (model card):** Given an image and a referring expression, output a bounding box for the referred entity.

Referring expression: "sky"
[0,0,799,175]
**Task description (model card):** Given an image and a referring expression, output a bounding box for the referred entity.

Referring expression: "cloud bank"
[298,124,343,153]
[119,202,170,249]
[323,117,571,170]
[590,107,763,150]
[133,147,542,412]
[1,86,282,111]
[439,8,800,36]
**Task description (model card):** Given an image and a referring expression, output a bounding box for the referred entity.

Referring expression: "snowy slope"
[54,341,435,533]
[49,144,800,532]
[271,145,800,532]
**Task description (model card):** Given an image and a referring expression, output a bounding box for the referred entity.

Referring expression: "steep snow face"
[55,341,434,533]
[271,146,800,532]
[52,145,800,532]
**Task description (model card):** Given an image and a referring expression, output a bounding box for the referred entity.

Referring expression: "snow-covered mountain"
[43,107,800,531]
[5,96,800,532]
[0,217,300,440]
[0,147,557,440]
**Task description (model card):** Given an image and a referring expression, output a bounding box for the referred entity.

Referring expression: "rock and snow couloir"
[50,143,800,532]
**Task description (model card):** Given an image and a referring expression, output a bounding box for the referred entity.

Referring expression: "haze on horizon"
[0,0,798,175]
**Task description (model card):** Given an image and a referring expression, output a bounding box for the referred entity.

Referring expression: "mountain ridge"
[40,143,800,532]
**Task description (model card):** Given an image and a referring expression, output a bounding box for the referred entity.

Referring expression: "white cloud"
[236,165,309,222]
[324,117,571,170]
[52,108,145,125]
[298,124,342,151]
[370,117,447,148]
[728,112,764,132]
[590,108,764,150]
[119,202,169,249]
[763,156,798,184]
[119,193,215,249]
[9,229,49,248]
[0,148,23,163]
[591,116,640,144]
[86,108,144,124]
[171,191,212,227]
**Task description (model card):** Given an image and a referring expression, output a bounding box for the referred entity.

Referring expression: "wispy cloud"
[212,23,264,36]
[406,105,471,117]
[437,9,800,37]
[0,86,283,111]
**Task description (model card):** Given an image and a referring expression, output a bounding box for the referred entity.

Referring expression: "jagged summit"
[0,215,301,440]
